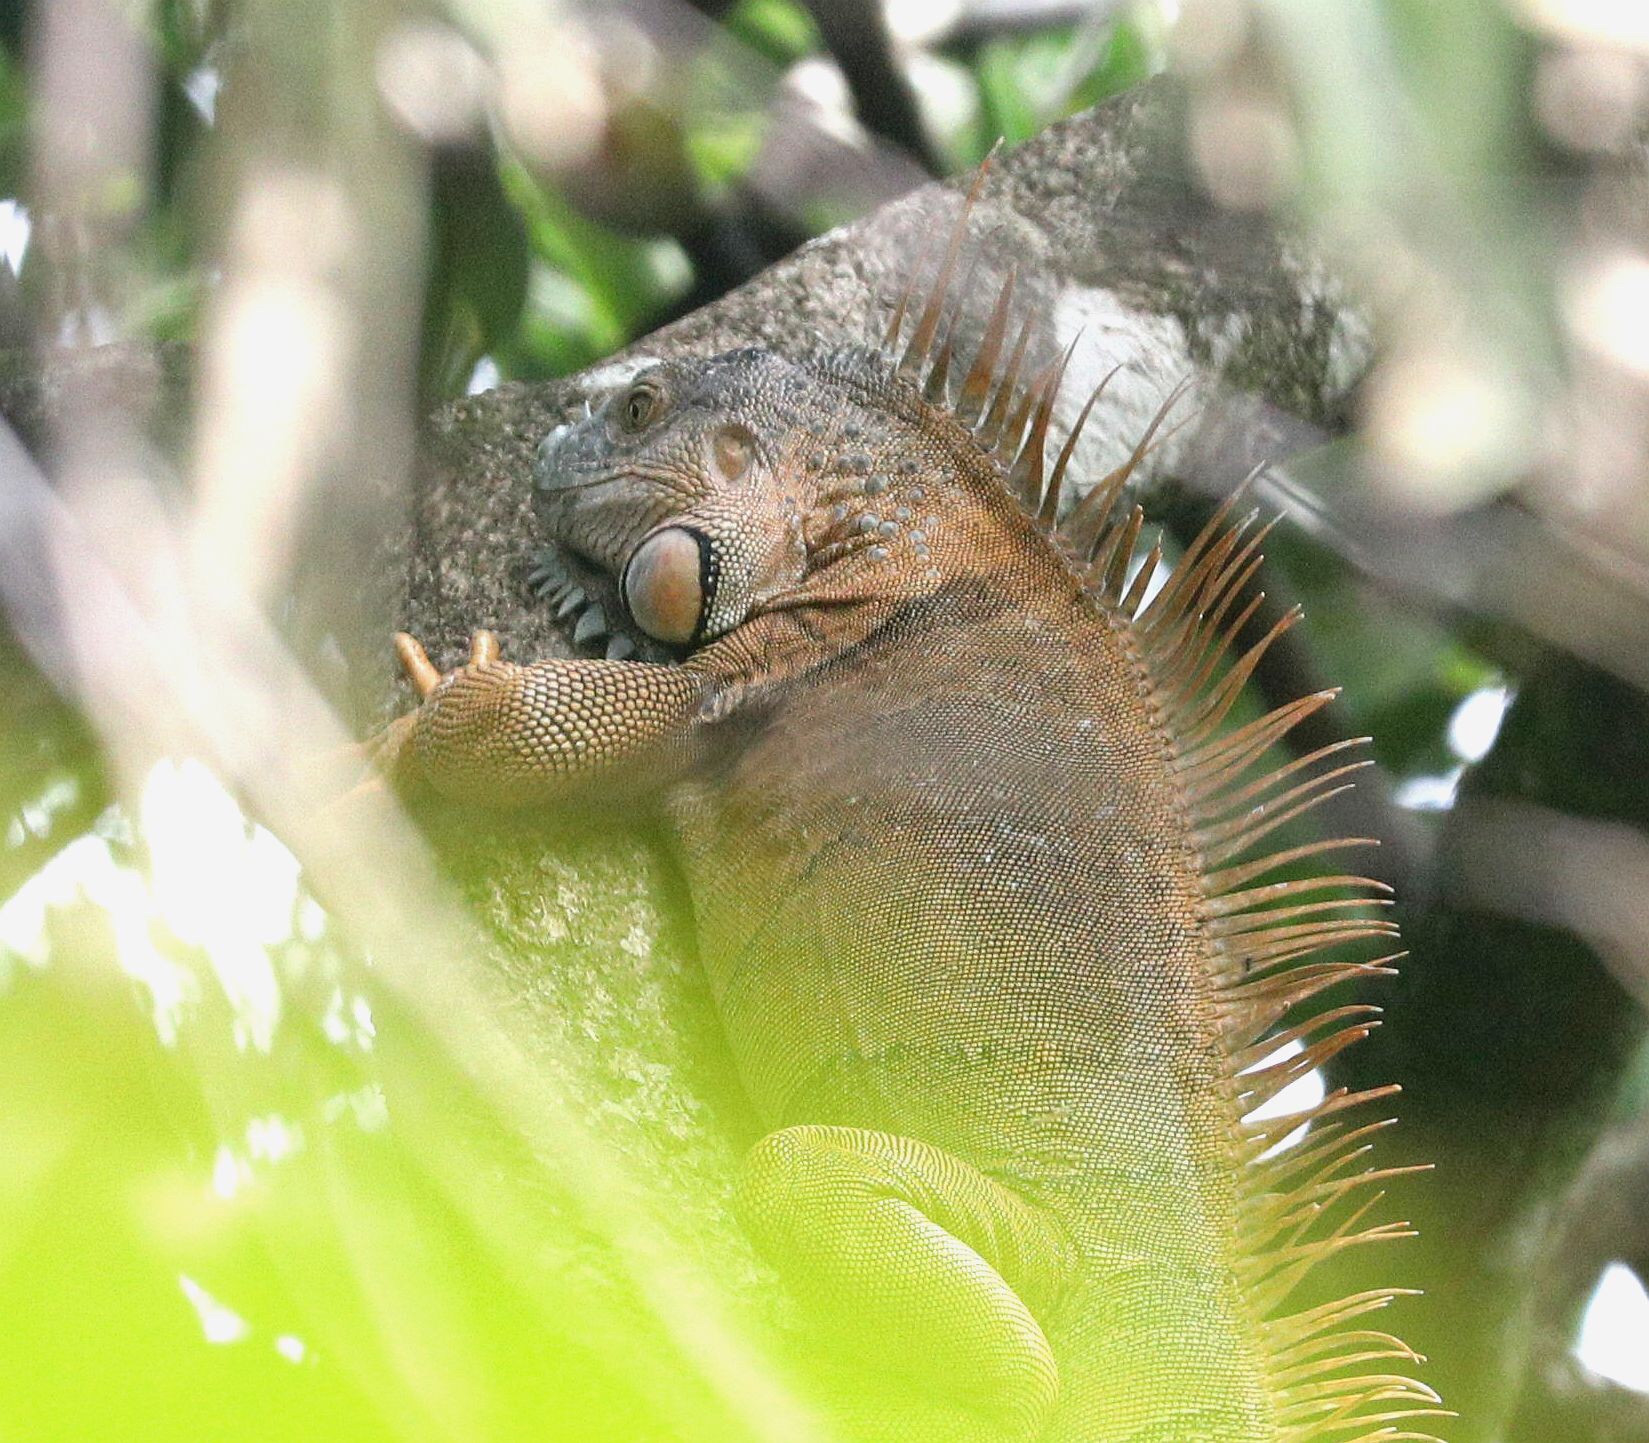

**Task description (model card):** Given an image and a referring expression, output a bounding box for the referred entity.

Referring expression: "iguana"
[362,168,1445,1443]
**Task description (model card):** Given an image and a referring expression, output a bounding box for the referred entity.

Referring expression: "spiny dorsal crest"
[879,156,1448,1443]
[878,155,1190,614]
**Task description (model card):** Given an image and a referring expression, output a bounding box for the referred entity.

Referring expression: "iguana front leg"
[739,1124,1074,1442]
[368,630,712,808]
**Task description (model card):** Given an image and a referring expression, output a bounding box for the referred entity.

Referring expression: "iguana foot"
[738,1124,1067,1442]
[370,629,505,789]
[322,629,505,809]
[394,628,502,698]
[331,623,712,810]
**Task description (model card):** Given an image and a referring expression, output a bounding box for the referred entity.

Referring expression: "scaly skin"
[368,323,1440,1441]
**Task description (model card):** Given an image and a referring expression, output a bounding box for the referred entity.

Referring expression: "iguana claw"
[393,629,500,700]
[320,630,506,814]
[394,632,443,698]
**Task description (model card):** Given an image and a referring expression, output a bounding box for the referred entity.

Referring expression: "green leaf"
[722,0,820,65]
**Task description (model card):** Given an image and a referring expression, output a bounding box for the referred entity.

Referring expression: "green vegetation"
[2,2,1647,1440]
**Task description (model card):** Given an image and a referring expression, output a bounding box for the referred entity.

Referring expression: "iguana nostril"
[534,423,576,488]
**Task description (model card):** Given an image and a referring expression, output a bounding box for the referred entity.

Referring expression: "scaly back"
[868,161,1446,1443]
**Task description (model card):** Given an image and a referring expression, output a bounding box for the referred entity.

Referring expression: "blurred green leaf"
[494,158,687,378]
[1072,18,1158,111]
[966,18,1165,159]
[420,151,531,402]
[975,37,1043,149]
[684,113,767,192]
[0,44,27,197]
[723,0,819,66]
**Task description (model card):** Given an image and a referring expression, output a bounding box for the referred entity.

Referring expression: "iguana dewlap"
[369,173,1444,1443]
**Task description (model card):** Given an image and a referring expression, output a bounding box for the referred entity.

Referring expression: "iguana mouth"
[534,424,635,497]
[525,542,668,664]
[532,422,662,659]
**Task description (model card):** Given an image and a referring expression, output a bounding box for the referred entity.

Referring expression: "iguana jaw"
[534,422,680,579]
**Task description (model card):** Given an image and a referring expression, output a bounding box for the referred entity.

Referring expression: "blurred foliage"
[724,0,822,63]
[0,7,1178,1441]
[3,0,1649,1440]
[971,17,1158,150]
[0,0,1167,395]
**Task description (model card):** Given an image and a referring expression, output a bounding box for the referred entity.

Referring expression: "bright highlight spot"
[178,1275,252,1345]
[1521,0,1649,53]
[321,987,377,1050]
[322,1083,390,1132]
[1366,346,1529,512]
[886,0,963,45]
[1395,683,1511,812]
[1241,1037,1326,1156]
[274,1334,308,1364]
[15,777,80,840]
[1566,250,1649,379]
[376,21,487,143]
[182,67,221,124]
[1394,766,1464,812]
[247,1114,306,1165]
[210,1115,307,1201]
[0,760,314,1049]
[1448,685,1513,763]
[0,830,196,1040]
[297,895,328,943]
[497,34,605,169]
[211,1144,250,1200]
[785,59,864,147]
[0,199,31,274]
[1127,553,1173,613]
[1575,1261,1649,1393]
[142,759,297,1052]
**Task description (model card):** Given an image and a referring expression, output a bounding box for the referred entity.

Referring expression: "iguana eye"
[618,381,664,433]
[622,527,714,646]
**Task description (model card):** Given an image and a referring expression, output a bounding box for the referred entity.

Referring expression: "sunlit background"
[1,0,1647,1440]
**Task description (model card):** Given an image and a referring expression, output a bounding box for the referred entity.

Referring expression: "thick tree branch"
[387,80,1364,687]
[352,81,1382,1338]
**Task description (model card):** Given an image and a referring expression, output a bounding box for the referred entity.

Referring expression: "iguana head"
[534,348,825,649]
